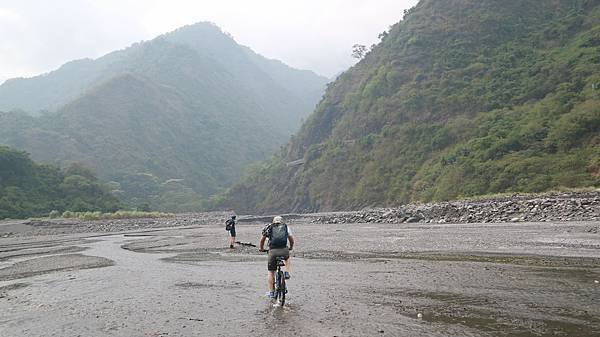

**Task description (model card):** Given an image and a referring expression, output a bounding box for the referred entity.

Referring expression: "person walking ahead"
[226,215,236,249]
[259,216,295,299]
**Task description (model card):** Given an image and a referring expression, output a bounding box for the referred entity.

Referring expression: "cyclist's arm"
[259,235,267,251]
[288,235,295,250]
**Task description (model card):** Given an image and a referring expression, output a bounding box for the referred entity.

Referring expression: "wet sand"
[1,220,599,336]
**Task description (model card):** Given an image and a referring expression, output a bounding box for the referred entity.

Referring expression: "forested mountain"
[0,145,121,219]
[220,0,600,213]
[0,22,327,211]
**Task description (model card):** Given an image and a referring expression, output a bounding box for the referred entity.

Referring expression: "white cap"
[273,216,283,224]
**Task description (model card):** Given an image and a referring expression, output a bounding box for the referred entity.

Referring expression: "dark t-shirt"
[226,219,236,231]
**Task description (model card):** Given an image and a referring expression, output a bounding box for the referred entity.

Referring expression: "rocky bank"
[0,212,231,238]
[310,191,600,225]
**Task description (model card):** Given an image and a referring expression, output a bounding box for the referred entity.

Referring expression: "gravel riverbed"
[0,193,599,336]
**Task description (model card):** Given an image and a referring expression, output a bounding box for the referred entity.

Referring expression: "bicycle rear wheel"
[276,270,286,306]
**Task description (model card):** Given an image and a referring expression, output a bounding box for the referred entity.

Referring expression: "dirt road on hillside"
[1,220,599,336]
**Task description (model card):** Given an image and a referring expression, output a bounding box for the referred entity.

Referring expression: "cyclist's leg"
[267,250,278,292]
[284,256,291,273]
[280,248,290,277]
[267,271,275,292]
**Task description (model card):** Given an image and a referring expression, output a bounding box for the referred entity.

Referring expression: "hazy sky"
[0,0,418,83]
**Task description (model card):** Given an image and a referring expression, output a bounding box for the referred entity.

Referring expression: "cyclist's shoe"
[284,271,291,279]
[266,291,275,299]
[229,245,234,249]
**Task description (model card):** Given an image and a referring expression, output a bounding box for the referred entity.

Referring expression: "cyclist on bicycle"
[259,215,295,299]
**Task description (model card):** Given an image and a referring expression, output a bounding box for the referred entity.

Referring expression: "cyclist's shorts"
[229,228,236,237]
[267,247,289,271]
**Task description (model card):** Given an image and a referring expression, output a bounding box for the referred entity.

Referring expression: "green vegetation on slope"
[220,0,600,213]
[0,146,122,219]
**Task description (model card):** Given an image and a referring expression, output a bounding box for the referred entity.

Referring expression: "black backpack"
[268,223,288,248]
[225,219,234,231]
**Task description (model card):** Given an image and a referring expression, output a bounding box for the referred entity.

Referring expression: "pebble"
[417,313,423,318]
[594,280,599,284]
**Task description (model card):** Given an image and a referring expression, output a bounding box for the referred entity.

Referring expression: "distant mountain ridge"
[0,24,326,128]
[0,22,328,211]
[219,0,600,213]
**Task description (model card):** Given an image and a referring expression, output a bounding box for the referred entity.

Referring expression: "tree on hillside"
[351,44,367,59]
